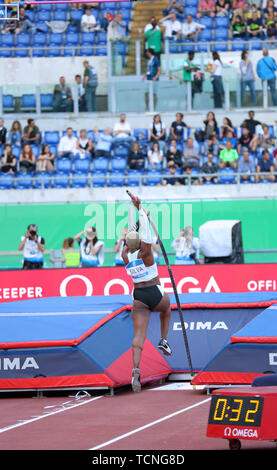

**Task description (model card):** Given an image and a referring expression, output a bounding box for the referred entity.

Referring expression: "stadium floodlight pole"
[126,189,194,380]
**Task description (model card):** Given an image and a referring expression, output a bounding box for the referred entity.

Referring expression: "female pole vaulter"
[122,195,172,393]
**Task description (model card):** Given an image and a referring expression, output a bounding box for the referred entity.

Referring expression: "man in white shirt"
[81,7,96,32]
[182,14,205,41]
[159,13,181,39]
[113,113,133,142]
[58,127,78,159]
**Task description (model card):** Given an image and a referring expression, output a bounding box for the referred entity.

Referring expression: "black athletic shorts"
[133,284,164,310]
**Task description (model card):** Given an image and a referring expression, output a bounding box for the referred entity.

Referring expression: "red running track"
[0,383,275,451]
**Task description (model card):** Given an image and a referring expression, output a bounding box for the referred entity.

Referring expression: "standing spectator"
[74,227,104,267]
[114,228,128,266]
[206,52,224,108]
[58,127,77,159]
[0,117,7,146]
[147,142,163,170]
[7,120,22,147]
[107,12,129,41]
[256,149,275,182]
[22,118,40,145]
[149,114,166,152]
[170,112,189,143]
[183,51,199,85]
[241,110,261,137]
[238,148,256,181]
[53,77,73,113]
[18,224,45,270]
[113,113,133,143]
[62,237,80,268]
[76,129,93,159]
[197,0,216,17]
[182,14,205,41]
[171,226,200,265]
[75,74,86,112]
[19,144,36,173]
[143,48,161,81]
[36,144,54,172]
[247,11,264,38]
[219,140,239,168]
[127,141,145,170]
[159,13,182,40]
[144,17,162,61]
[256,48,277,106]
[81,7,96,32]
[240,50,257,106]
[83,60,98,112]
[94,128,113,157]
[200,152,219,183]
[1,144,16,174]
[166,139,182,167]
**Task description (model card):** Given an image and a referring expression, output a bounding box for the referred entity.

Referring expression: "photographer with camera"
[171,226,200,265]
[18,224,45,270]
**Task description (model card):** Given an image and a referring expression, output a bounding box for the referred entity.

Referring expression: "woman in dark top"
[166,139,182,167]
[1,144,16,174]
[128,141,145,170]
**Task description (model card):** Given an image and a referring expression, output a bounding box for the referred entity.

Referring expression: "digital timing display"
[208,395,264,427]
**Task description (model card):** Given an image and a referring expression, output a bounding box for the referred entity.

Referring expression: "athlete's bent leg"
[154,293,172,356]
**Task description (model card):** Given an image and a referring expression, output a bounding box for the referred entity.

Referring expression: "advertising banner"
[0,263,277,303]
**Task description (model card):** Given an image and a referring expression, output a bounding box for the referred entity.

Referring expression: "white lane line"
[89,397,211,450]
[0,395,104,435]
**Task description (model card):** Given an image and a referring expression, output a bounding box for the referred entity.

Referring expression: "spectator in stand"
[1,144,16,174]
[221,117,235,138]
[74,226,104,267]
[219,130,238,150]
[113,113,133,143]
[149,114,166,152]
[216,0,230,16]
[83,60,98,112]
[81,7,97,32]
[200,152,219,184]
[238,148,256,181]
[0,118,7,146]
[143,48,161,81]
[231,15,247,37]
[94,128,113,157]
[101,12,114,32]
[256,48,277,106]
[36,144,54,172]
[241,110,261,151]
[166,139,182,167]
[53,77,73,113]
[247,11,264,38]
[256,149,275,182]
[19,144,36,173]
[257,124,275,152]
[14,6,36,34]
[232,0,247,9]
[219,140,239,168]
[147,142,163,170]
[203,133,220,156]
[197,0,216,18]
[203,111,218,138]
[232,2,249,27]
[264,13,277,46]
[237,126,253,154]
[107,12,129,41]
[114,228,128,266]
[263,0,277,21]
[1,11,18,34]
[18,224,45,270]
[161,163,180,186]
[74,74,86,112]
[240,50,257,106]
[144,17,162,61]
[58,127,77,159]
[127,141,145,170]
[7,120,22,147]
[182,137,200,169]
[170,112,189,143]
[76,129,93,159]
[206,52,224,109]
[22,118,40,145]
[182,14,205,41]
[166,0,186,17]
[171,226,200,265]
[159,13,182,40]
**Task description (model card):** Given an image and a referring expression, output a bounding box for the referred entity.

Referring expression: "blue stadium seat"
[185,0,198,6]
[52,10,67,21]
[75,158,91,173]
[144,169,162,186]
[113,41,127,56]
[198,29,212,41]
[39,3,52,11]
[111,157,127,171]
[181,41,195,53]
[21,94,36,110]
[214,16,229,28]
[12,146,21,159]
[3,95,14,111]
[31,144,40,158]
[199,16,213,29]
[92,157,109,172]
[108,170,125,187]
[56,158,72,173]
[35,22,48,34]
[33,33,47,46]
[69,9,83,22]
[44,131,60,145]
[1,34,14,47]
[126,169,143,186]
[54,3,68,10]
[183,6,197,17]
[72,171,89,188]
[40,94,53,111]
[134,129,148,142]
[53,171,70,188]
[97,31,107,44]
[219,167,236,184]
[0,172,14,190]
[248,38,262,50]
[15,33,31,47]
[37,10,51,22]
[48,33,63,45]
[214,28,228,41]
[231,38,245,51]
[65,32,79,45]
[33,172,52,189]
[118,9,132,21]
[213,42,228,52]
[16,172,33,189]
[92,171,106,187]
[25,10,35,22]
[113,142,130,157]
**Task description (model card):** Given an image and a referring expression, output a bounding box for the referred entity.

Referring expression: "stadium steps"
[126,0,167,75]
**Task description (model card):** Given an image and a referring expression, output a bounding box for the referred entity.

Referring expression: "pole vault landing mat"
[192,302,277,387]
[0,292,276,391]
